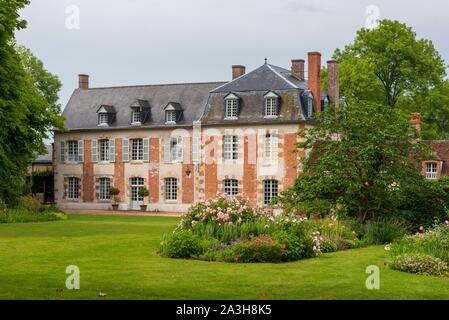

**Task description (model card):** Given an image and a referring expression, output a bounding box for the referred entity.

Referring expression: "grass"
[0,214,448,300]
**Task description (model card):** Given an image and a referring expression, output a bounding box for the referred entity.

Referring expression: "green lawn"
[1,214,448,300]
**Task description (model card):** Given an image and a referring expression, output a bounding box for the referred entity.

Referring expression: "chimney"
[411,113,421,132]
[291,59,305,80]
[78,74,89,90]
[308,52,321,112]
[232,65,246,80]
[327,60,339,108]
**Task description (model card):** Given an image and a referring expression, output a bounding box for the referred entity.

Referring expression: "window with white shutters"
[264,133,278,162]
[192,137,200,163]
[99,139,109,161]
[164,137,183,163]
[131,138,143,161]
[67,141,79,162]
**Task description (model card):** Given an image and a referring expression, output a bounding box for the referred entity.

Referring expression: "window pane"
[68,177,79,199]
[99,139,110,161]
[132,108,141,123]
[166,110,176,123]
[224,179,238,197]
[224,135,237,160]
[426,163,437,179]
[165,178,177,200]
[131,139,143,160]
[67,141,79,162]
[99,178,111,200]
[264,180,278,205]
[225,99,238,118]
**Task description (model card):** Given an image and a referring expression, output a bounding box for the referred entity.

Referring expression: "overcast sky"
[16,0,449,110]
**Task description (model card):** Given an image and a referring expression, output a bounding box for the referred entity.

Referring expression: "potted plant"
[109,187,120,211]
[138,187,149,212]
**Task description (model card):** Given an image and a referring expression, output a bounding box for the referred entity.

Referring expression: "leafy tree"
[0,0,64,205]
[334,20,446,107]
[289,103,431,223]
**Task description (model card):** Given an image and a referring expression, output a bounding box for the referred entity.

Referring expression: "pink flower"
[445,220,449,227]
[227,207,232,212]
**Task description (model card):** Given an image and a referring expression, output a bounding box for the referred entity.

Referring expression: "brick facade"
[82,139,94,202]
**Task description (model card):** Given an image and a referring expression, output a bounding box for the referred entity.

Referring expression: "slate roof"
[32,145,53,164]
[63,82,225,130]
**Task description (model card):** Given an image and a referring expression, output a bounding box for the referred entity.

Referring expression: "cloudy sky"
[16,0,449,109]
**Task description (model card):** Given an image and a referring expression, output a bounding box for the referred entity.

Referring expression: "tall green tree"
[291,103,431,223]
[0,0,64,205]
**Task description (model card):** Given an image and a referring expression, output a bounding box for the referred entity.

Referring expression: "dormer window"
[166,110,176,124]
[264,91,279,118]
[131,107,141,125]
[97,105,115,127]
[307,92,314,117]
[224,93,239,119]
[98,112,108,126]
[164,102,183,125]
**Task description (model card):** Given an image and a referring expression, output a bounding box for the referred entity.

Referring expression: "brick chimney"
[411,113,421,132]
[308,52,321,112]
[291,59,305,80]
[232,65,246,80]
[327,60,339,108]
[78,74,89,90]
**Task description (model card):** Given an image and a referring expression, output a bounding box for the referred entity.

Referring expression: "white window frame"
[130,138,143,161]
[166,110,177,124]
[307,92,314,116]
[265,97,278,118]
[67,141,79,162]
[165,137,183,163]
[426,162,437,180]
[67,177,79,200]
[263,180,278,205]
[99,139,110,162]
[99,177,111,200]
[165,178,178,201]
[224,179,239,197]
[264,133,278,162]
[98,113,108,126]
[131,107,141,124]
[223,135,238,160]
[225,99,238,119]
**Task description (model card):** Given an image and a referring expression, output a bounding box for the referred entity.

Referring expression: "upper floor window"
[131,107,141,124]
[67,140,79,162]
[224,93,239,119]
[98,113,108,126]
[130,138,143,161]
[264,133,278,162]
[99,177,111,200]
[99,139,110,161]
[67,177,80,200]
[164,137,183,163]
[166,110,176,124]
[307,92,314,117]
[264,91,279,118]
[426,162,437,180]
[223,135,238,160]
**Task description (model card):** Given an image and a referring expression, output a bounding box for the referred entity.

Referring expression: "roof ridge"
[80,81,227,91]
[265,64,298,89]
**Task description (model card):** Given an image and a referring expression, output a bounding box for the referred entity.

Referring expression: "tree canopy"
[0,0,65,205]
[328,19,448,139]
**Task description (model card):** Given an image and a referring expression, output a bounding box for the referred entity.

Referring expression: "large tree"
[0,0,64,205]
[329,20,448,138]
[288,103,432,223]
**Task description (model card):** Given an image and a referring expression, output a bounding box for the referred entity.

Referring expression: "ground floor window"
[131,177,144,203]
[263,180,278,205]
[99,177,111,200]
[165,178,177,201]
[224,179,238,197]
[68,177,79,200]
[426,162,437,180]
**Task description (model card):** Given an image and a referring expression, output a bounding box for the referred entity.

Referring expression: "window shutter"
[276,97,280,115]
[272,133,278,161]
[164,138,171,163]
[78,140,84,163]
[192,137,199,163]
[92,139,97,162]
[109,139,115,162]
[177,137,184,162]
[143,138,149,162]
[60,141,66,163]
[122,139,129,162]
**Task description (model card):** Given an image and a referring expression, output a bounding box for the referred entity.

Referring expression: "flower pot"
[111,204,119,211]
[140,205,147,212]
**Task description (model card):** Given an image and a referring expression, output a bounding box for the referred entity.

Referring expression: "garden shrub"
[320,238,339,253]
[271,230,306,261]
[350,218,409,245]
[389,254,449,277]
[226,236,285,263]
[19,195,42,211]
[159,230,204,259]
[0,208,66,223]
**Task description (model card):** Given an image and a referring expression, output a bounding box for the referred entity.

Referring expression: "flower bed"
[159,196,360,263]
[387,221,449,277]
